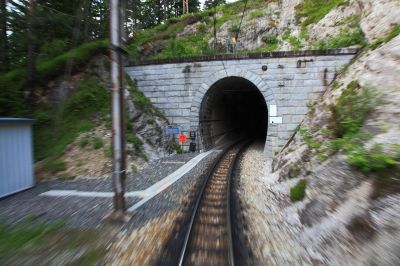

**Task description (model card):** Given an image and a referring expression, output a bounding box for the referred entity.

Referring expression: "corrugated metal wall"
[0,123,34,198]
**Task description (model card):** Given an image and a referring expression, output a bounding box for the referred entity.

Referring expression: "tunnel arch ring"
[189,68,276,154]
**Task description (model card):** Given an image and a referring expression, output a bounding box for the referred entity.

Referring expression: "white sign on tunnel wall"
[270,117,283,124]
[270,105,277,116]
[269,105,282,124]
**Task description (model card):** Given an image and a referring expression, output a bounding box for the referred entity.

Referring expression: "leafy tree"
[188,0,201,13]
[0,0,10,72]
[204,0,226,9]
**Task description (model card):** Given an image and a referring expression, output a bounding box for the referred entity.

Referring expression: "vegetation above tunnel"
[126,0,370,63]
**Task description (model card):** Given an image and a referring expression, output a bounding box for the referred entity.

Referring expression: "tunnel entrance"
[199,77,268,149]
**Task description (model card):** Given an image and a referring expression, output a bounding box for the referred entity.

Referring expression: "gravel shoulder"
[0,152,199,229]
[236,140,309,264]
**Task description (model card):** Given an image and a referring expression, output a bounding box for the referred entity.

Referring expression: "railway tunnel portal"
[126,49,357,156]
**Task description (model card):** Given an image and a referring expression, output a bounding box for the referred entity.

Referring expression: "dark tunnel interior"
[199,77,268,149]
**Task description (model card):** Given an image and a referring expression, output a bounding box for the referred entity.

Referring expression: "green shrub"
[264,35,279,45]
[328,82,378,138]
[332,80,340,89]
[288,36,303,50]
[126,132,143,151]
[39,39,70,60]
[290,179,307,202]
[347,144,398,173]
[126,75,153,111]
[36,40,109,81]
[0,69,27,116]
[344,14,361,28]
[63,79,109,116]
[125,75,166,121]
[181,13,204,26]
[326,83,399,173]
[295,0,349,27]
[299,27,309,40]
[317,27,365,49]
[34,78,109,161]
[250,10,264,19]
[79,137,90,148]
[0,40,108,117]
[92,137,104,150]
[298,127,322,149]
[252,35,280,52]
[229,23,241,34]
[34,110,52,125]
[175,145,184,154]
[295,81,397,175]
[43,159,67,173]
[282,29,291,40]
[156,34,213,60]
[196,23,208,33]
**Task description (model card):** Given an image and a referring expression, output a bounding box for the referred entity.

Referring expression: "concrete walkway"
[40,149,216,213]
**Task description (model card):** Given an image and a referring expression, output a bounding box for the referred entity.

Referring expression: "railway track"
[178,142,247,266]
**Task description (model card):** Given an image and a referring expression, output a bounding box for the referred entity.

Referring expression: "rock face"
[359,0,400,42]
[205,0,400,52]
[125,84,176,171]
[36,55,175,179]
[265,8,400,264]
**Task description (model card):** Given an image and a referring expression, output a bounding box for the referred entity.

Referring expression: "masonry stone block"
[312,86,326,93]
[295,107,308,114]
[165,91,181,97]
[278,107,296,115]
[304,79,323,86]
[291,93,309,100]
[167,109,182,116]
[291,115,305,123]
[168,96,185,103]
[178,103,192,109]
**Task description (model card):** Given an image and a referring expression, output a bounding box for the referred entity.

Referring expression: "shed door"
[0,124,34,198]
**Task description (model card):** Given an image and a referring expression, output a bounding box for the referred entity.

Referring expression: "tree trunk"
[213,7,217,49]
[27,0,37,84]
[83,1,92,41]
[0,0,9,72]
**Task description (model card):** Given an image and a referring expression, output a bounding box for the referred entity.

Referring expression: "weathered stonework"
[126,49,357,156]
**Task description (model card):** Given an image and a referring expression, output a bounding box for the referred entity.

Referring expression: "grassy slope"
[0,40,109,117]
[126,0,268,62]
[0,218,105,265]
[0,40,111,173]
[126,0,372,62]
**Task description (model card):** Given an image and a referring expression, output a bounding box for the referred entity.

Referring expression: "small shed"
[0,118,35,198]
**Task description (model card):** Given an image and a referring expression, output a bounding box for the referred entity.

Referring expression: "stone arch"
[189,67,276,155]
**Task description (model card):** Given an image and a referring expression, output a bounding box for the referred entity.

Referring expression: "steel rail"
[178,140,247,266]
[226,141,251,265]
